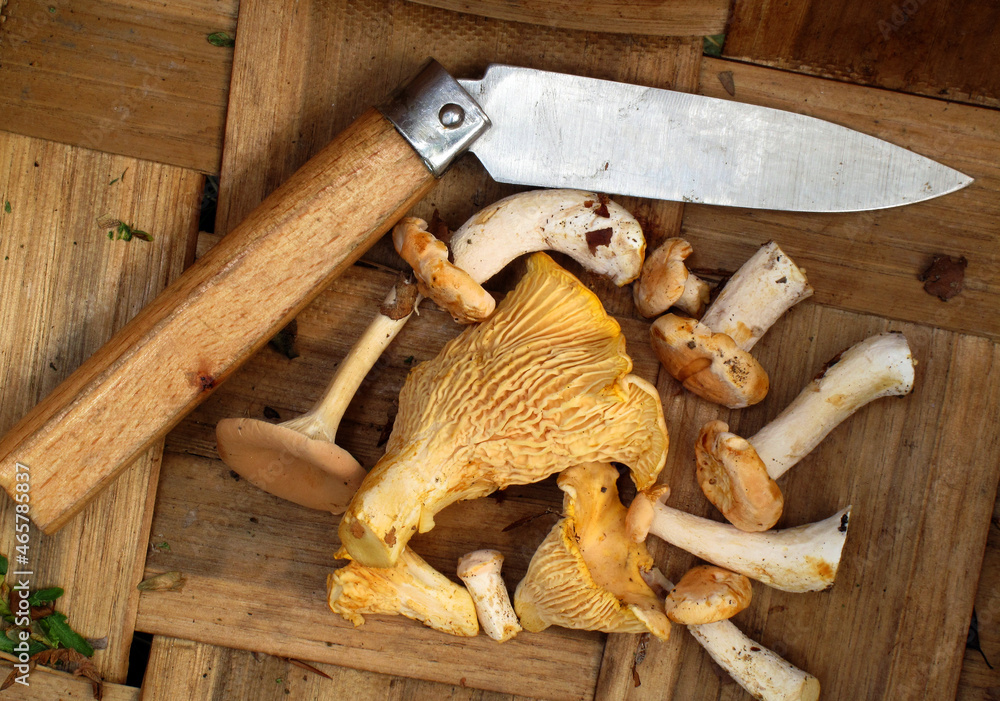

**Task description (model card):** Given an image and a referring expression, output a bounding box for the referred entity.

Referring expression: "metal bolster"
[379,59,491,177]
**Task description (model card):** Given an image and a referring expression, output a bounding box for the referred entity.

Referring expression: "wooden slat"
[141,636,536,700]
[404,0,729,36]
[0,656,139,700]
[0,131,202,680]
[723,0,1000,109]
[598,306,1000,700]
[0,0,238,172]
[957,489,1000,699]
[684,57,1000,340]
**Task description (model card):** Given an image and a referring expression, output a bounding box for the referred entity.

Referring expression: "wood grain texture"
[684,57,1000,340]
[0,0,238,172]
[0,655,139,700]
[141,636,536,701]
[0,131,200,680]
[723,0,1000,109]
[405,0,729,36]
[0,111,435,534]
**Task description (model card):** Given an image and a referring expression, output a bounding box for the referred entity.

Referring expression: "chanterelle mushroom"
[393,216,495,323]
[696,332,916,531]
[664,565,752,625]
[651,241,812,408]
[328,546,478,637]
[215,276,419,512]
[627,489,850,593]
[633,238,711,318]
[514,463,671,640]
[339,253,669,567]
[449,189,645,286]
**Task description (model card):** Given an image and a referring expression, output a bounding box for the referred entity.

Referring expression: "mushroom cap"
[633,238,708,318]
[695,420,783,532]
[513,462,671,641]
[392,216,496,323]
[664,565,753,625]
[216,418,367,513]
[650,314,769,408]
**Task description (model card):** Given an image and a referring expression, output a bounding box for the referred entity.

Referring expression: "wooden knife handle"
[0,109,435,533]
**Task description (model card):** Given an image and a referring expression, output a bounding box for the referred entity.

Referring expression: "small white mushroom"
[449,189,645,286]
[633,238,711,318]
[457,549,522,642]
[699,241,813,351]
[749,331,916,480]
[650,241,811,408]
[627,491,850,593]
[642,567,821,701]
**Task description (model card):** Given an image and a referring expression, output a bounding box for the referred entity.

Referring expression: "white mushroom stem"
[457,550,522,642]
[688,620,821,701]
[631,495,850,593]
[450,189,645,286]
[282,285,416,442]
[750,332,916,479]
[699,241,813,351]
[642,568,820,701]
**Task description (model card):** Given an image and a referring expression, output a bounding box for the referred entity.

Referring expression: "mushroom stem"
[457,550,522,642]
[699,241,812,351]
[687,619,821,701]
[282,290,415,442]
[450,189,646,286]
[630,495,851,593]
[643,568,820,701]
[749,332,916,479]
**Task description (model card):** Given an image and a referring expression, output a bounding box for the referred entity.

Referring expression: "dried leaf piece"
[137,571,187,592]
[919,254,967,301]
[339,253,669,567]
[514,463,671,640]
[33,647,103,699]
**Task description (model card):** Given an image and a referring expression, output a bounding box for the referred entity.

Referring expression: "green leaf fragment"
[40,612,94,657]
[0,554,7,575]
[28,587,64,606]
[3,201,10,214]
[703,33,726,57]
[207,31,236,47]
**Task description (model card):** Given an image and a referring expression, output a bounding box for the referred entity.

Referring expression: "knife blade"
[0,59,973,533]
[458,64,972,211]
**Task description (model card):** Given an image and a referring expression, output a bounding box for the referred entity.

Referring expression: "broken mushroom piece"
[449,189,645,287]
[650,314,769,408]
[514,463,671,640]
[642,567,820,701]
[328,546,479,637]
[627,490,850,593]
[696,332,916,531]
[688,619,821,701]
[633,238,711,318]
[215,278,420,512]
[393,216,496,324]
[664,565,752,625]
[339,253,669,567]
[457,550,521,642]
[650,241,811,408]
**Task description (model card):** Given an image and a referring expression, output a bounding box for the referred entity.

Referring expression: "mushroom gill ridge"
[340,253,668,568]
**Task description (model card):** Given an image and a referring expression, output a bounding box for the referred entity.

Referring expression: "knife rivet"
[439,103,465,129]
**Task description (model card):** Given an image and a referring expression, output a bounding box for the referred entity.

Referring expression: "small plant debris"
[703,34,726,57]
[3,200,10,214]
[108,168,128,186]
[99,217,153,242]
[137,571,187,592]
[207,31,236,47]
[919,254,967,301]
[0,552,101,694]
